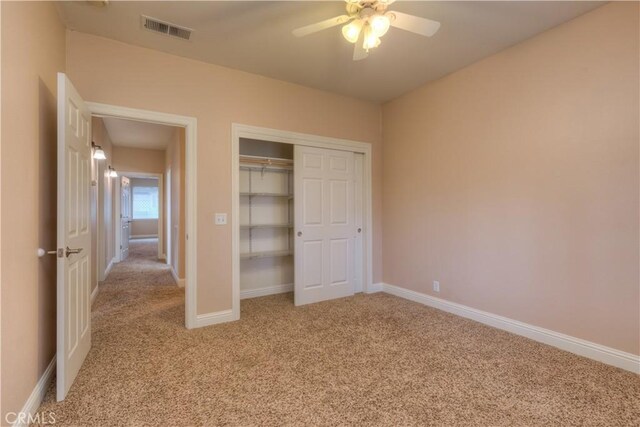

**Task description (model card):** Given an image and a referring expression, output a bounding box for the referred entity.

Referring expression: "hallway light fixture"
[108,166,118,178]
[92,142,106,160]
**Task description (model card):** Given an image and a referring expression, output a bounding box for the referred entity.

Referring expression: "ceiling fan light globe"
[363,24,381,51]
[370,15,390,37]
[341,21,362,43]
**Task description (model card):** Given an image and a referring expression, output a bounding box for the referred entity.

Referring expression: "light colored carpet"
[37,240,640,426]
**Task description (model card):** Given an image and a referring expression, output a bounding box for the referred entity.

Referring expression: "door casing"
[231,124,374,320]
[88,102,198,329]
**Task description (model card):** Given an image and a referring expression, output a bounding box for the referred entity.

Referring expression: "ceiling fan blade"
[389,11,441,37]
[353,33,368,61]
[292,15,352,37]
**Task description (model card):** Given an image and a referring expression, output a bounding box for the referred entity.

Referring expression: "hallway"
[38,238,186,423]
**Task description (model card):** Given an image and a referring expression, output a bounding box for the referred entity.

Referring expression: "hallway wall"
[112,146,165,174]
[0,1,66,419]
[165,129,186,279]
[91,117,116,291]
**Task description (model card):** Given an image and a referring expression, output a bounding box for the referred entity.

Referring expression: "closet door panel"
[295,145,355,306]
[329,180,348,225]
[302,179,323,226]
[302,240,323,289]
[329,238,349,285]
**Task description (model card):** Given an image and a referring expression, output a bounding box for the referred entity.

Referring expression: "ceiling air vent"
[141,15,193,41]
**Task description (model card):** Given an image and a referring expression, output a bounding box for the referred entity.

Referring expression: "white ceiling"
[102,117,177,150]
[58,1,605,102]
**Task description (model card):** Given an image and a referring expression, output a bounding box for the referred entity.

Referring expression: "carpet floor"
[37,240,639,426]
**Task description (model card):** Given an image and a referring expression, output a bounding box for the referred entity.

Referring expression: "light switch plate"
[215,213,227,225]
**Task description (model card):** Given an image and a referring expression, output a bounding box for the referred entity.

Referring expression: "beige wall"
[129,177,160,238]
[382,2,639,355]
[165,129,186,278]
[112,146,165,175]
[66,32,383,314]
[0,1,66,419]
[130,219,158,237]
[91,117,116,292]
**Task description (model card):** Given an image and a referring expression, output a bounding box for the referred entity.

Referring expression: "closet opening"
[239,139,294,300]
[236,132,370,311]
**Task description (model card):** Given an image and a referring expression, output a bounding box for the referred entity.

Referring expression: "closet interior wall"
[239,139,294,297]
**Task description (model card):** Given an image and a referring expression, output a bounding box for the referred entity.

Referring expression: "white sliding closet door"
[294,146,355,306]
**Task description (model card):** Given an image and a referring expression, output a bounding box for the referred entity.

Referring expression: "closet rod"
[240,166,291,173]
[239,155,293,168]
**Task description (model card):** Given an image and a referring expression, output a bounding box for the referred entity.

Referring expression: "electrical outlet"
[433,281,440,292]
[215,213,227,225]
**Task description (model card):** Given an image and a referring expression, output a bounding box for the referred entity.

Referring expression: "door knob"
[297,231,302,237]
[357,228,362,233]
[65,246,83,258]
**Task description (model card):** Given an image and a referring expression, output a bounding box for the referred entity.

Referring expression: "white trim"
[195,310,235,328]
[104,257,115,279]
[241,283,293,300]
[130,234,158,239]
[231,124,374,323]
[170,267,185,288]
[382,283,640,374]
[90,284,99,305]
[88,102,198,329]
[365,282,383,294]
[12,356,56,427]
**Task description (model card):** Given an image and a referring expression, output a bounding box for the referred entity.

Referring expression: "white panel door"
[354,153,365,293]
[120,176,131,260]
[57,73,92,401]
[294,146,355,306]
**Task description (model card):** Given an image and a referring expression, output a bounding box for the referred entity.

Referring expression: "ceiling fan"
[292,0,441,61]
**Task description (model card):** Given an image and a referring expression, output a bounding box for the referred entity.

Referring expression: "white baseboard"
[382,283,640,374]
[365,282,383,294]
[90,284,99,305]
[170,267,185,288]
[11,356,56,427]
[241,283,293,300]
[195,309,235,328]
[104,257,115,278]
[130,234,158,239]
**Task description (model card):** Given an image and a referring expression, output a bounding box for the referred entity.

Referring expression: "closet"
[238,137,366,305]
[239,139,294,297]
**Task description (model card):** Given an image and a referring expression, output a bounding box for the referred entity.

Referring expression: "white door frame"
[87,102,198,329]
[115,172,164,260]
[166,169,172,267]
[231,123,373,320]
